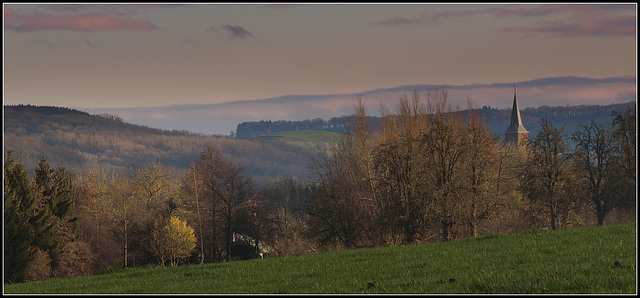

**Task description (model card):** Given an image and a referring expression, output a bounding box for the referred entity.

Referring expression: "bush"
[25,249,51,282]
[54,241,98,278]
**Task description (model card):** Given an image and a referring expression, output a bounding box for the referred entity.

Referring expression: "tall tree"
[611,107,636,210]
[611,107,636,182]
[195,146,222,261]
[306,134,375,250]
[134,163,180,266]
[4,151,51,283]
[73,169,120,270]
[194,145,252,262]
[345,97,384,246]
[520,119,575,230]
[236,192,277,258]
[33,156,78,276]
[181,162,206,264]
[107,174,142,267]
[420,89,468,242]
[135,162,170,211]
[373,91,432,245]
[262,177,309,256]
[571,120,618,225]
[374,133,428,244]
[461,103,503,237]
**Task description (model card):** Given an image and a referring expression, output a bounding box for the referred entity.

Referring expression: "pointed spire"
[505,82,529,146]
[506,83,527,133]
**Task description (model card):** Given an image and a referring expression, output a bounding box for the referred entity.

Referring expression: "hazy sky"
[3,3,637,134]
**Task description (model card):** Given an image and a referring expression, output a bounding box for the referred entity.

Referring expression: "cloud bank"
[80,76,636,136]
[373,4,635,38]
[4,6,158,32]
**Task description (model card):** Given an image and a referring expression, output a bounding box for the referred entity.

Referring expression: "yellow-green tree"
[155,216,196,267]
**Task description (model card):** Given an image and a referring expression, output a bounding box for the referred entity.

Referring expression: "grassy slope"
[4,222,636,294]
[257,130,344,152]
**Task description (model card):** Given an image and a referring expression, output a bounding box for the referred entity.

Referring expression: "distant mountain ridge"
[81,76,636,136]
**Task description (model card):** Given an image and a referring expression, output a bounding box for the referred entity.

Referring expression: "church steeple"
[505,83,528,145]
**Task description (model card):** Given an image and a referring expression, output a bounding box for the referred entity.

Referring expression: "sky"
[3,3,637,135]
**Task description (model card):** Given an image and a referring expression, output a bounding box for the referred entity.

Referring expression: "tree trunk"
[471,195,478,237]
[193,166,204,264]
[441,195,450,242]
[596,200,605,226]
[441,220,449,242]
[550,205,557,231]
[124,222,128,267]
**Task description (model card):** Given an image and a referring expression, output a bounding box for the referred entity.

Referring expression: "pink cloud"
[373,10,476,26]
[372,4,635,38]
[373,15,416,26]
[489,4,633,18]
[43,4,183,17]
[487,5,583,18]
[495,4,635,38]
[4,7,158,33]
[499,13,635,38]
[543,83,636,103]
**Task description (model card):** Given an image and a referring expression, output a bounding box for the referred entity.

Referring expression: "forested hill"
[3,105,313,182]
[3,102,635,180]
[235,102,636,139]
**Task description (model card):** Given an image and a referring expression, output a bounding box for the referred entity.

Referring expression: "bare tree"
[572,120,623,225]
[135,162,170,211]
[520,119,575,230]
[461,100,503,237]
[107,174,142,267]
[372,91,433,244]
[420,89,468,242]
[262,177,309,256]
[611,107,636,212]
[306,149,364,249]
[194,145,252,262]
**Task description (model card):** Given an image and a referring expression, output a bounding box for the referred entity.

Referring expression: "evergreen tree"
[4,151,52,283]
[33,156,78,277]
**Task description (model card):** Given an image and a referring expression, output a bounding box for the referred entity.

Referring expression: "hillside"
[3,105,314,182]
[3,102,635,180]
[256,130,343,153]
[4,222,635,294]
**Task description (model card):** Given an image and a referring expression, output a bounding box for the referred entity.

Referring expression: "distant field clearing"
[258,130,344,152]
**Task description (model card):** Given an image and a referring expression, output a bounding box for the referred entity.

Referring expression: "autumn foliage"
[3,95,635,284]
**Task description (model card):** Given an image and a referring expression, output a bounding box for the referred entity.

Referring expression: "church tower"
[504,84,528,146]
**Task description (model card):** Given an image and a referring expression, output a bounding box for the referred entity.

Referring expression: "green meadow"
[257,130,344,152]
[4,222,636,294]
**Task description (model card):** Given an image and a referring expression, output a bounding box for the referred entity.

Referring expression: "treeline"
[235,101,635,140]
[235,116,377,138]
[4,94,636,284]
[4,105,313,182]
[302,92,635,249]
[4,148,315,283]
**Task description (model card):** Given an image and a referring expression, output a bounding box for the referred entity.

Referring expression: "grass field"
[4,222,636,294]
[257,130,344,152]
